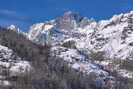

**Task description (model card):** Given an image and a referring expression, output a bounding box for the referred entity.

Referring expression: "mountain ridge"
[26,10,133,79]
[2,10,133,89]
[27,10,133,59]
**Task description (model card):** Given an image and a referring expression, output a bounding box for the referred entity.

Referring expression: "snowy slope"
[27,11,133,79]
[77,11,133,60]
[50,46,108,77]
[0,45,31,87]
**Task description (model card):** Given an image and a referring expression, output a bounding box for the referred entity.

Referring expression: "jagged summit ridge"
[28,11,95,45]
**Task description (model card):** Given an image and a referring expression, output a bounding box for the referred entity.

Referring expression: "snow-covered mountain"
[28,11,133,60]
[1,11,133,89]
[28,11,133,79]
[0,26,113,89]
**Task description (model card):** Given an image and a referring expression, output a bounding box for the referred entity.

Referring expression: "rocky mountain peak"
[62,11,83,23]
[7,25,20,32]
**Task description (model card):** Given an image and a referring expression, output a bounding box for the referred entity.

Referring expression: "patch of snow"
[0,80,11,86]
[43,24,54,31]
[10,61,31,77]
[118,69,133,78]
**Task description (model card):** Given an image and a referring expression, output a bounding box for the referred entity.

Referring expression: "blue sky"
[0,0,133,31]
